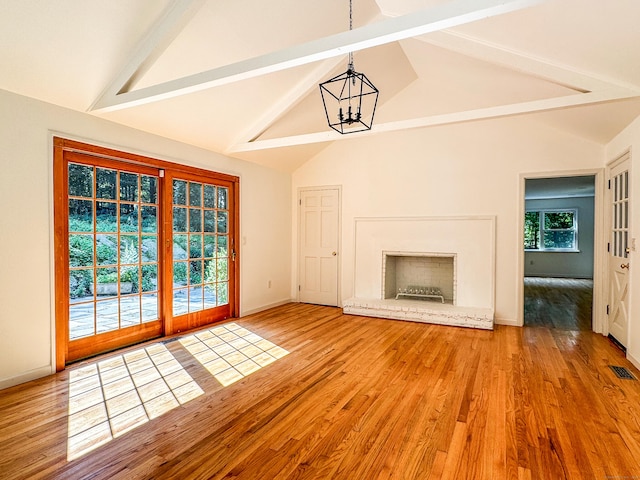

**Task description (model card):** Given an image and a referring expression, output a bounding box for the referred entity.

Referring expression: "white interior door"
[298,187,340,306]
[608,154,631,347]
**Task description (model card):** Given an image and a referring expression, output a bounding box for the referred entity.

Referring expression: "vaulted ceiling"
[2,0,640,171]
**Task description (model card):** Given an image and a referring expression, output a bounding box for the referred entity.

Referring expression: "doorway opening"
[523,175,596,330]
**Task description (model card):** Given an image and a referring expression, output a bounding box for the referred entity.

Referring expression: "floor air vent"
[609,365,636,380]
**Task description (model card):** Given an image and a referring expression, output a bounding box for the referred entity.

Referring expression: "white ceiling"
[2,0,640,172]
[525,175,595,200]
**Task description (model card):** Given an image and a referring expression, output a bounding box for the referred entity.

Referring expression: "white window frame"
[525,208,579,252]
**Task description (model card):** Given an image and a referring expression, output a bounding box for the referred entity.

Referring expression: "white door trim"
[296,185,342,306]
[516,168,605,330]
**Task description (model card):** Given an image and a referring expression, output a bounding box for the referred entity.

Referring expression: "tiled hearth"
[343,297,493,329]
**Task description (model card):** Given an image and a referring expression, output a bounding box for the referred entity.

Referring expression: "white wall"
[524,196,595,278]
[606,114,640,369]
[293,117,604,324]
[0,89,292,389]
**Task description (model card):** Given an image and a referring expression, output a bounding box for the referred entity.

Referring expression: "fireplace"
[383,252,455,304]
[343,216,496,330]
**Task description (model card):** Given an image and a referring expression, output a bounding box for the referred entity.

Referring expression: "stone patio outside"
[69,289,219,339]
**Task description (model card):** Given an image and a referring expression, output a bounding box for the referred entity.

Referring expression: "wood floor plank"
[2,302,640,479]
[524,277,593,330]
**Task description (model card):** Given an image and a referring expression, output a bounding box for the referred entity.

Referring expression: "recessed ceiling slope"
[380,39,578,120]
[451,0,640,88]
[0,0,172,111]
[526,98,640,145]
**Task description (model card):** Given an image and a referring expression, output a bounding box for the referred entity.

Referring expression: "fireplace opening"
[383,252,455,305]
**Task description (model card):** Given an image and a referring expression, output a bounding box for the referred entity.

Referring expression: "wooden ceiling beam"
[90,0,207,112]
[227,87,640,153]
[228,56,345,146]
[91,0,544,113]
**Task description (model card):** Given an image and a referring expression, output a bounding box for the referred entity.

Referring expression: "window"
[524,209,578,251]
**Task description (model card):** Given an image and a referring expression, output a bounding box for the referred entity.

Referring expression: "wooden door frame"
[296,185,342,306]
[53,137,240,370]
[516,168,605,330]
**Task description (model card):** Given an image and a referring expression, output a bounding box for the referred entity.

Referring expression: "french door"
[54,138,239,368]
[608,153,631,347]
[63,153,163,362]
[165,171,235,333]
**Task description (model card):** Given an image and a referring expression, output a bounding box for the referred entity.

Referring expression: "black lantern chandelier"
[319,0,379,134]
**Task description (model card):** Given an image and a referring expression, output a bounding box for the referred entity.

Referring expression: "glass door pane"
[68,163,160,342]
[612,170,629,259]
[170,176,233,330]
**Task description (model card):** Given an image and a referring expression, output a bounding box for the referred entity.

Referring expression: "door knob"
[332,251,337,256]
[621,263,630,269]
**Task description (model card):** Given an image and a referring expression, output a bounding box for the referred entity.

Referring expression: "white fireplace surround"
[343,216,496,329]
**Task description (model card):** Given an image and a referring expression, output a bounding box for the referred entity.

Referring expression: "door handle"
[621,263,629,269]
[332,251,337,256]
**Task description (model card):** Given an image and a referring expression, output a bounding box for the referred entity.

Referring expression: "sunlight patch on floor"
[67,343,203,461]
[180,323,289,387]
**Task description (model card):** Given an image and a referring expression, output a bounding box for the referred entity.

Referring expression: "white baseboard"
[0,365,54,391]
[240,299,293,317]
[627,352,640,372]
[494,317,520,327]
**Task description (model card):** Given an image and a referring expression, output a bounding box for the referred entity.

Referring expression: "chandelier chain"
[348,0,354,70]
[349,0,353,31]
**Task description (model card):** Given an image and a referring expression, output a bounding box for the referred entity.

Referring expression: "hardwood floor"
[524,277,594,330]
[2,303,640,479]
